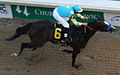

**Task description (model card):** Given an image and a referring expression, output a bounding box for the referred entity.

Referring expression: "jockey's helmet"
[73,5,83,13]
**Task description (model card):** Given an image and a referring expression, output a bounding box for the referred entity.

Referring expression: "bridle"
[83,23,113,34]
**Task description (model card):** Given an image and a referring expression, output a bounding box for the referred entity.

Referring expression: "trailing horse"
[5,19,116,68]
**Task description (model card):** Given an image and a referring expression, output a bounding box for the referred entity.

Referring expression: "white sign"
[104,13,120,26]
[0,4,13,18]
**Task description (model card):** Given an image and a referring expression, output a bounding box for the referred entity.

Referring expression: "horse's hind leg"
[18,43,31,56]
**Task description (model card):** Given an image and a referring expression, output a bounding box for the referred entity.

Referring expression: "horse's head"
[88,18,116,32]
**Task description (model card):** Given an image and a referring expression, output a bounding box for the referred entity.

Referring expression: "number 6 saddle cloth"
[53,23,64,43]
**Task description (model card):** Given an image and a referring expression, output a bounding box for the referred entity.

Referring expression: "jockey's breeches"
[53,8,70,28]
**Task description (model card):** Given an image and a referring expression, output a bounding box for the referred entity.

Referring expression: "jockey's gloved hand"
[81,23,88,26]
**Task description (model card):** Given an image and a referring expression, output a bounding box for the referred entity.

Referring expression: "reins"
[84,25,94,34]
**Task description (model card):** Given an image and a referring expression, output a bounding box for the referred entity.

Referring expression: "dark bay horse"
[5,19,116,68]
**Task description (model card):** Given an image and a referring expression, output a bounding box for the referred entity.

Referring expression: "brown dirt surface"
[0,18,120,75]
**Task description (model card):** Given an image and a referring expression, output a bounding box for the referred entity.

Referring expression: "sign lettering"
[35,9,52,16]
[0,6,7,14]
[0,4,13,18]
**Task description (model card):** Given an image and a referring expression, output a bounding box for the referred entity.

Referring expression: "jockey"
[53,5,88,43]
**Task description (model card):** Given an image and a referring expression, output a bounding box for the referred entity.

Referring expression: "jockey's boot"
[61,28,71,45]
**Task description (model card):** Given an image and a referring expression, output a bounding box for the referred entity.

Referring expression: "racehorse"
[5,18,116,68]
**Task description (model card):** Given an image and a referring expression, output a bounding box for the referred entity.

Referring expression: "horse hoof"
[11,53,18,56]
[72,64,80,69]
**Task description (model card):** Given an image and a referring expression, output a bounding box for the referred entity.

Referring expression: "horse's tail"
[5,23,32,41]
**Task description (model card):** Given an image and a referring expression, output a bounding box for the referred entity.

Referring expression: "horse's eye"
[104,21,109,25]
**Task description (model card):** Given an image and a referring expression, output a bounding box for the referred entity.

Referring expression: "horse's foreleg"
[72,50,80,68]
[18,43,31,56]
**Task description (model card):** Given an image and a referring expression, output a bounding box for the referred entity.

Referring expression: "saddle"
[53,23,71,45]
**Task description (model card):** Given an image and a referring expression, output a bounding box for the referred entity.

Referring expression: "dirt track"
[0,18,120,75]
